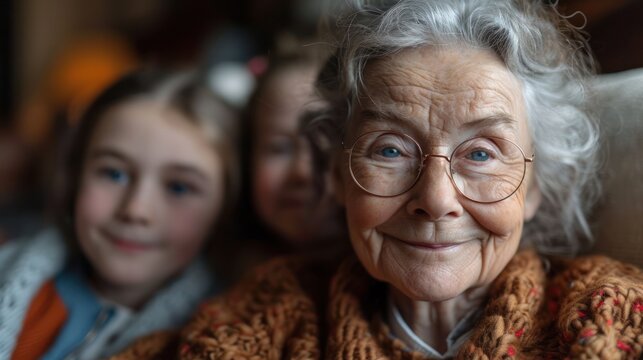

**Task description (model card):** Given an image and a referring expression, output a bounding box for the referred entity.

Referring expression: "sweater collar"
[326,250,548,359]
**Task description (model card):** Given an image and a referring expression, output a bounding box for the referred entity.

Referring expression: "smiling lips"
[104,231,157,253]
[392,237,467,250]
[110,238,156,252]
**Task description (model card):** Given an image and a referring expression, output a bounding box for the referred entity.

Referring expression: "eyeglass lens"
[348,131,527,202]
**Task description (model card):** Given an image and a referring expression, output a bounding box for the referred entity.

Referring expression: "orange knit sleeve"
[11,280,68,360]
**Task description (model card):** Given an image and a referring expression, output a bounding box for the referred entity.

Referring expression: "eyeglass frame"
[342,130,535,203]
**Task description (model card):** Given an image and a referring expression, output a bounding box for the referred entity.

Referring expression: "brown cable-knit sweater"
[113,250,643,359]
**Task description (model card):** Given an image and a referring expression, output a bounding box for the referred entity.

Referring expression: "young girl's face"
[75,98,224,293]
[252,65,339,246]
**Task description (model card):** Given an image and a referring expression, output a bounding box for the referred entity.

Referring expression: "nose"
[405,155,464,220]
[117,178,155,225]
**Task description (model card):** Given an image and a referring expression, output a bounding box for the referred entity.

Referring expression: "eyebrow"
[165,164,211,183]
[461,113,517,129]
[356,108,417,132]
[89,147,130,162]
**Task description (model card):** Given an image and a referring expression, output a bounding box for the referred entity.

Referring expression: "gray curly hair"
[314,0,600,256]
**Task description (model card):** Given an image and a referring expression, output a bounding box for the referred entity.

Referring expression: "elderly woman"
[115,0,643,359]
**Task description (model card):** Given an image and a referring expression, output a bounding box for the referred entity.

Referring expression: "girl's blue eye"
[379,147,401,158]
[468,150,490,161]
[167,181,194,196]
[102,168,128,183]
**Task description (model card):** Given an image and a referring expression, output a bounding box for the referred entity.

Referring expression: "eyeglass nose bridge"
[419,153,452,169]
[416,153,456,191]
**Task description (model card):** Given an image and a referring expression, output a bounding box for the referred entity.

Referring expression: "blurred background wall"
[2,0,326,127]
[3,0,642,128]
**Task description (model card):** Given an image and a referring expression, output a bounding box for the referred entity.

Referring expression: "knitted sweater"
[113,250,643,359]
[0,228,218,359]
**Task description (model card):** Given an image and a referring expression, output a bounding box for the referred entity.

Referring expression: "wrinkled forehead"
[351,45,530,144]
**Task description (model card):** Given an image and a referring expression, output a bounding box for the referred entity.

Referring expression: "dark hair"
[54,68,240,261]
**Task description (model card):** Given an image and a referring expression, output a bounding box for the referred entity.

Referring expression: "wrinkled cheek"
[345,196,381,236]
[471,199,527,284]
[345,191,399,258]
[467,193,526,238]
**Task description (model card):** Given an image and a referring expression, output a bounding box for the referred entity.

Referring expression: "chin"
[390,266,476,302]
[96,262,157,288]
[105,272,147,288]
[398,282,465,302]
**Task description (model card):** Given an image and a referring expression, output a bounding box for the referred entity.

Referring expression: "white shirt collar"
[386,292,479,359]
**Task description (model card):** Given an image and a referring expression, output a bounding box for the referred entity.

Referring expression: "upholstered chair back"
[589,69,643,268]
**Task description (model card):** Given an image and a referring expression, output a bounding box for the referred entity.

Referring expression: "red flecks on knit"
[528,287,539,297]
[580,329,595,338]
[617,340,631,352]
[592,290,605,298]
[595,300,605,310]
[507,346,516,356]
[634,301,643,312]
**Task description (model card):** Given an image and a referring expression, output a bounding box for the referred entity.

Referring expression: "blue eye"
[167,181,195,196]
[379,147,401,158]
[468,150,490,161]
[101,168,128,184]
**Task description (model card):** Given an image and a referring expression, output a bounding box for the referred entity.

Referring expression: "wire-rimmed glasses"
[343,130,534,203]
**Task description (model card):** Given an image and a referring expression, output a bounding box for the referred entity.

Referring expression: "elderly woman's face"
[337,45,541,302]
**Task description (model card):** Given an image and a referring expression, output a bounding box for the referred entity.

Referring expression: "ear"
[523,180,541,221]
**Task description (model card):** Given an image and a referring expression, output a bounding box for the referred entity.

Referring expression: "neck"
[390,285,488,353]
[89,275,162,310]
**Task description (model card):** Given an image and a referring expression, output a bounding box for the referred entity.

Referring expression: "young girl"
[0,68,239,359]
[235,50,346,268]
